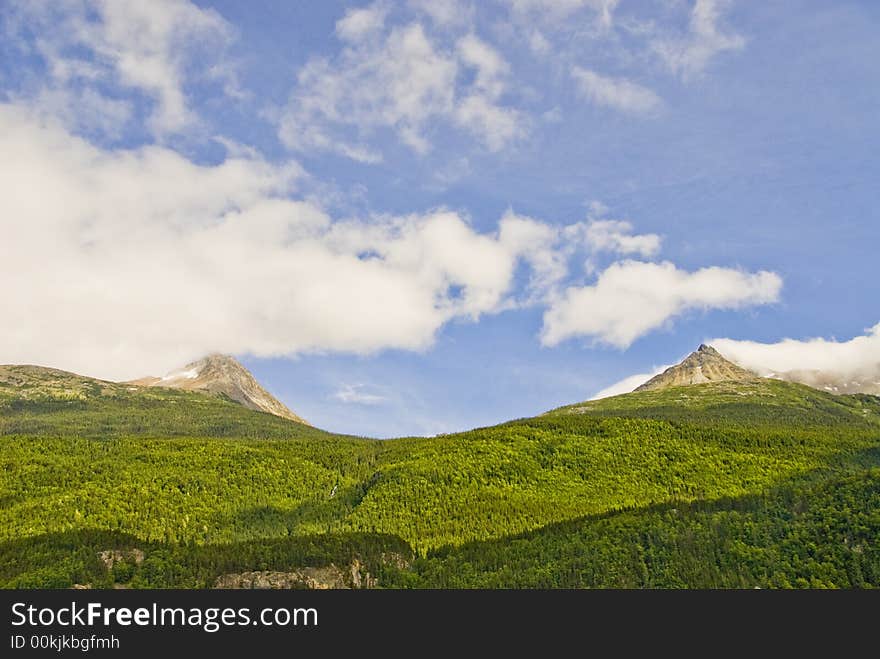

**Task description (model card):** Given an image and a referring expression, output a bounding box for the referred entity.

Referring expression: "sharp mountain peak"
[130,354,309,425]
[634,344,758,392]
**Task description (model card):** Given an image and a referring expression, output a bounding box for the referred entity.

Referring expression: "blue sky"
[2,0,878,437]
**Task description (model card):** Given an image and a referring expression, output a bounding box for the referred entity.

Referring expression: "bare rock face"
[634,344,758,392]
[98,548,145,571]
[130,354,308,424]
[213,563,376,590]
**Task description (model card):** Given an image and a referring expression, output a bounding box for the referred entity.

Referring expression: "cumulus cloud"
[710,324,880,381]
[0,104,782,378]
[541,261,782,348]
[278,11,524,160]
[571,67,662,114]
[0,103,585,380]
[498,211,570,299]
[499,211,665,299]
[577,219,661,257]
[335,3,389,42]
[653,0,745,80]
[6,0,235,137]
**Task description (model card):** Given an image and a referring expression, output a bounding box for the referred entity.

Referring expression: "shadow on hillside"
[392,451,880,588]
[428,444,880,559]
[214,476,380,537]
[0,528,412,589]
[4,447,879,589]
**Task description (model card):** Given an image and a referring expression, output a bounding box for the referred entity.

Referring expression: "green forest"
[1,365,878,588]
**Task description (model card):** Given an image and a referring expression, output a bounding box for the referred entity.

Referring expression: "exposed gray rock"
[635,344,758,392]
[130,354,308,424]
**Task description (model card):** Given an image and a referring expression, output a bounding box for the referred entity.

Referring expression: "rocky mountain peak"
[634,344,757,392]
[130,354,308,425]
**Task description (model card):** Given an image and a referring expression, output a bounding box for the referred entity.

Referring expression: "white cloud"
[29,87,134,139]
[332,384,388,405]
[562,217,661,276]
[592,325,880,402]
[653,0,745,80]
[501,0,619,27]
[0,100,783,381]
[457,34,508,98]
[453,34,525,151]
[497,0,619,62]
[501,212,665,293]
[0,103,562,380]
[409,0,474,28]
[591,364,672,399]
[710,324,880,381]
[8,0,235,137]
[454,94,525,152]
[571,66,662,114]
[279,16,524,160]
[541,261,782,348]
[498,211,569,298]
[336,3,388,42]
[576,219,661,258]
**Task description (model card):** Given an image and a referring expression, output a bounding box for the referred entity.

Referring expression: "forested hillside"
[1,366,878,588]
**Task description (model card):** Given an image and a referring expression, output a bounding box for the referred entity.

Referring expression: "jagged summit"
[130,354,308,424]
[634,344,758,392]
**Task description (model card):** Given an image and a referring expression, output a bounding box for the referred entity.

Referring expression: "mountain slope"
[0,363,321,441]
[130,354,308,424]
[2,359,879,588]
[634,344,757,392]
[384,468,880,588]
[551,377,880,429]
[0,364,125,400]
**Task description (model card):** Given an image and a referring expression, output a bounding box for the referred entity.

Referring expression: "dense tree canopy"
[1,371,878,588]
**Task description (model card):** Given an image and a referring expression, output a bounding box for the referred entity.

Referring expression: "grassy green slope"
[550,377,880,426]
[1,367,879,587]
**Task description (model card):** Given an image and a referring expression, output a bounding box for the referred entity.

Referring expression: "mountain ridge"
[0,355,307,425]
[129,354,308,425]
[3,361,879,588]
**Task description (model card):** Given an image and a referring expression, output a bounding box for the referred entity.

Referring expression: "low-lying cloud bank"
[711,324,880,381]
[592,323,880,399]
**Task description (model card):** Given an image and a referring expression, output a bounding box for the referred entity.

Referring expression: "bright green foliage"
[1,369,878,588]
[550,378,880,427]
[386,469,880,588]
